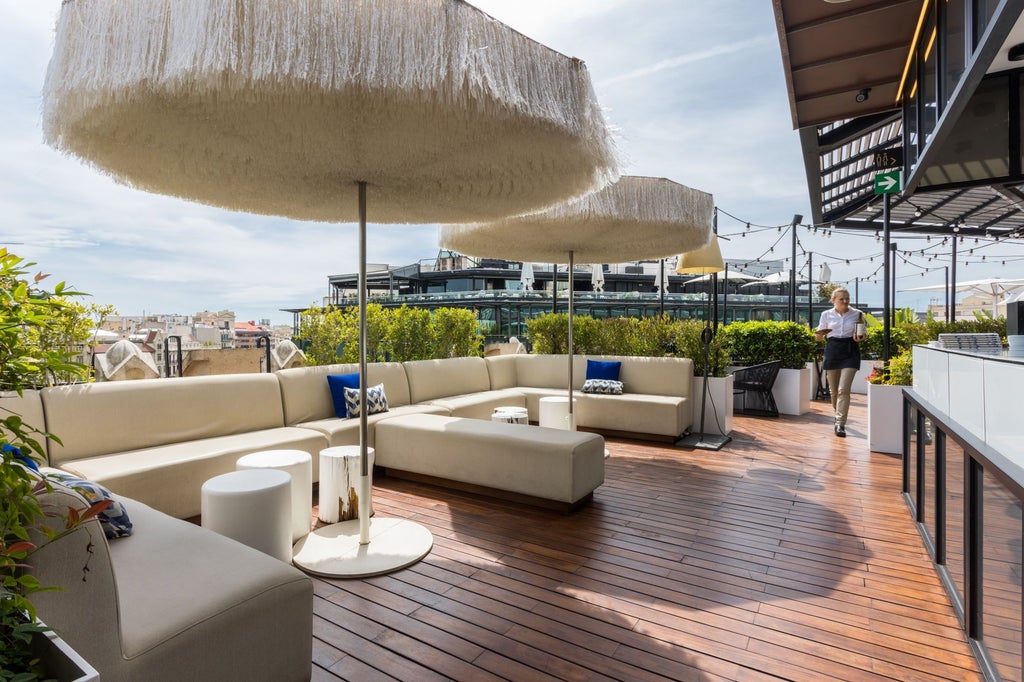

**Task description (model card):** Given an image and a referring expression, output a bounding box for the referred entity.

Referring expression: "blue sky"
[1,1,1017,325]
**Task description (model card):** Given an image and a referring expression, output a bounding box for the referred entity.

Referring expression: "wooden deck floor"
[308,395,982,681]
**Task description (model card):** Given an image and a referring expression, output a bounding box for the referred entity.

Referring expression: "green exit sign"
[873,170,901,195]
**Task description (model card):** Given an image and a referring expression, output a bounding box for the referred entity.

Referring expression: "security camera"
[855,88,871,103]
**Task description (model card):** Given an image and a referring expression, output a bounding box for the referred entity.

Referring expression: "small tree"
[387,305,433,361]
[429,308,483,358]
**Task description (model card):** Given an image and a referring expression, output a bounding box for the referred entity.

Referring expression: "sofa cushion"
[61,426,328,519]
[484,355,519,389]
[295,403,450,447]
[586,359,621,381]
[0,389,47,462]
[404,357,491,403]
[426,388,527,421]
[513,354,587,390]
[277,362,412,424]
[576,393,689,438]
[343,383,389,418]
[582,379,623,395]
[41,374,289,468]
[326,373,361,418]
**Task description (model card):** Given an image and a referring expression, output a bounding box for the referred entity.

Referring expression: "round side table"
[491,406,528,424]
[538,396,577,430]
[319,446,375,523]
[201,469,292,562]
[236,449,313,543]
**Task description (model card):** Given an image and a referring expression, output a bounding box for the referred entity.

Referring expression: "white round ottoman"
[201,469,292,562]
[236,449,313,543]
[319,446,375,523]
[538,396,577,430]
[491,406,528,424]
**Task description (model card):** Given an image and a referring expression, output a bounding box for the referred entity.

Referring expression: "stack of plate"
[937,333,1003,354]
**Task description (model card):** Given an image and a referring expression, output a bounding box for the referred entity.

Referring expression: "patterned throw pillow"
[40,469,133,539]
[581,378,623,394]
[343,383,389,418]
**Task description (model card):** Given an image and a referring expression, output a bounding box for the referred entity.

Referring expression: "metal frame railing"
[903,389,1024,681]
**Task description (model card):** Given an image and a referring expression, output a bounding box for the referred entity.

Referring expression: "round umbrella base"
[292,517,432,578]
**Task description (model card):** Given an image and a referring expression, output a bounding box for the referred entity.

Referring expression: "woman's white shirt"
[818,307,862,339]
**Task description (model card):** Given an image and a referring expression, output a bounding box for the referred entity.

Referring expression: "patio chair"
[732,360,782,418]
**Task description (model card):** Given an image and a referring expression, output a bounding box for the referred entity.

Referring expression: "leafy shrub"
[429,308,483,358]
[672,320,729,377]
[866,349,913,385]
[719,320,816,369]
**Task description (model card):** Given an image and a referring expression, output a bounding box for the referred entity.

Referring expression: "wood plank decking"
[308,394,982,681]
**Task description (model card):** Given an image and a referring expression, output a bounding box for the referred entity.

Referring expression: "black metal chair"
[732,360,782,418]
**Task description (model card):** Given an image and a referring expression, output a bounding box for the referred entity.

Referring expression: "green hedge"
[296,304,483,365]
[718,320,817,370]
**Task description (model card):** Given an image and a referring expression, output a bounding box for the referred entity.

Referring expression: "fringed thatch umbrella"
[43,0,618,578]
[440,175,712,429]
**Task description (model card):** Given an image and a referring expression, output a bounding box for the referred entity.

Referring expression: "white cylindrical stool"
[236,449,313,543]
[538,396,577,430]
[201,469,292,562]
[319,446,374,523]
[491,406,528,424]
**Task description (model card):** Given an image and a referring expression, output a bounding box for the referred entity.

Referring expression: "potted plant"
[865,349,913,455]
[674,320,733,435]
[720,321,817,415]
[1,248,103,680]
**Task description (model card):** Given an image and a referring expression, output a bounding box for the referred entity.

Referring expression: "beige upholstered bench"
[373,413,605,512]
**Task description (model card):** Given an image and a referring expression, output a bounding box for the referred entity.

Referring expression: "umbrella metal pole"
[357,181,370,546]
[567,249,575,430]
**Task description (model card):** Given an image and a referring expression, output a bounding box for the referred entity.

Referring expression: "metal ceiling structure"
[773,0,1024,238]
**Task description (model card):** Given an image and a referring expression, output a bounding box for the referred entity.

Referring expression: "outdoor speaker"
[1008,301,1024,335]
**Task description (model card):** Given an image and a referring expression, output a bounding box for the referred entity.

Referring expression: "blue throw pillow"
[586,359,621,381]
[343,383,389,418]
[582,378,623,394]
[42,469,133,540]
[326,373,361,418]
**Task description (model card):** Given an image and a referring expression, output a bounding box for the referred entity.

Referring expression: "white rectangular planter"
[32,625,100,682]
[690,374,734,436]
[851,360,875,395]
[772,367,810,416]
[867,383,906,454]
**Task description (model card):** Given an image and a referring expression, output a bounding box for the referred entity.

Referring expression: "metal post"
[567,250,575,428]
[659,258,665,317]
[807,252,813,328]
[951,234,958,321]
[551,263,557,314]
[944,266,950,322]
[357,180,370,545]
[789,218,798,321]
[882,194,892,363]
[722,263,729,328]
[890,242,898,326]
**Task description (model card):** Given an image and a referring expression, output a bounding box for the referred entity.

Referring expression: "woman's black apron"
[823,336,861,370]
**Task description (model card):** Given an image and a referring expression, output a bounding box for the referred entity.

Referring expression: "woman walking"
[815,287,865,437]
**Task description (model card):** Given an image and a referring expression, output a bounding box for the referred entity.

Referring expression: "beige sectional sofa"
[3,354,691,681]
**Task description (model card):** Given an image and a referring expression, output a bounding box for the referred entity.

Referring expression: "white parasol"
[440,175,713,428]
[591,264,606,292]
[520,262,536,290]
[903,277,1024,316]
[44,0,618,577]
